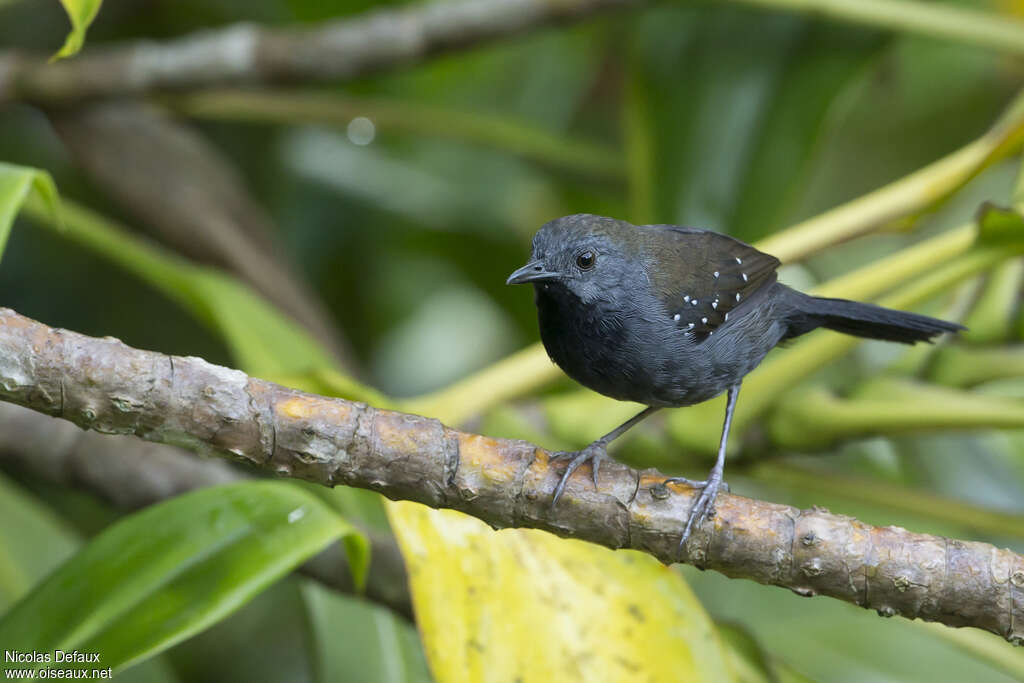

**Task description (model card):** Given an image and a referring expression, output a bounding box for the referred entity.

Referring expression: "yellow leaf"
[1002,0,1024,18]
[53,0,103,61]
[389,502,734,683]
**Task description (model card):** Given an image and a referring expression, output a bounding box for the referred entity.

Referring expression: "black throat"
[533,281,641,402]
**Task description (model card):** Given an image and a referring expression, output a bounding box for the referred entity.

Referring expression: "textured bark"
[0,401,412,617]
[1,307,1021,642]
[0,0,639,105]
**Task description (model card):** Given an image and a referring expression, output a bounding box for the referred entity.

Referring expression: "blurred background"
[1,0,1023,681]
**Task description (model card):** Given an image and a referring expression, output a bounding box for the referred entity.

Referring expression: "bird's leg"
[671,383,741,553]
[550,406,660,507]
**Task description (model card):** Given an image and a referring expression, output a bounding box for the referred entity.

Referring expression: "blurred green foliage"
[1,0,1024,680]
[0,482,367,675]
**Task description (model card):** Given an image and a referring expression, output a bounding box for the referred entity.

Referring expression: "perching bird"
[507,214,963,549]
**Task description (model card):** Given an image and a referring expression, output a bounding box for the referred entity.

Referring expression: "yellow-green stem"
[961,259,1024,343]
[735,0,1024,57]
[403,345,559,424]
[929,344,1024,387]
[768,379,1024,450]
[752,460,1024,540]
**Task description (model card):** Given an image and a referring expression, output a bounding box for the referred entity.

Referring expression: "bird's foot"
[549,440,608,508]
[668,467,727,554]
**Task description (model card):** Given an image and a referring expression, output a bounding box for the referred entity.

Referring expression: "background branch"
[3,0,1024,105]
[0,0,641,105]
[1,307,1020,643]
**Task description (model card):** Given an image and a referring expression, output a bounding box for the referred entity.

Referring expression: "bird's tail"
[779,285,964,344]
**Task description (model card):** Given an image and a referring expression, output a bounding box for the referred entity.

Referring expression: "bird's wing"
[641,225,780,342]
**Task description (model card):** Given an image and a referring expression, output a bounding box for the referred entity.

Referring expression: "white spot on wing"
[673,313,681,321]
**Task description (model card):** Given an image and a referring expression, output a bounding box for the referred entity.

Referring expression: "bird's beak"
[506,260,559,285]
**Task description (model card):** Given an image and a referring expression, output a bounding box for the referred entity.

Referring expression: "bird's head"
[506,214,644,305]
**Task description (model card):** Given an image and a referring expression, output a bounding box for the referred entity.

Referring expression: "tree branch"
[1,307,1021,643]
[0,401,412,617]
[5,0,1024,105]
[0,0,640,105]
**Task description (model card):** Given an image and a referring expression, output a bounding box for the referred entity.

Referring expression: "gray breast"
[534,281,787,408]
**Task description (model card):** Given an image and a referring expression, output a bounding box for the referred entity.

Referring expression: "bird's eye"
[576,250,596,270]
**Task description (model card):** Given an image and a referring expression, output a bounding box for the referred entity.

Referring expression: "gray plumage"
[507,213,963,550]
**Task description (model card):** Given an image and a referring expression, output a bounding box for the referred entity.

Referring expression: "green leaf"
[976,200,1024,244]
[20,196,353,383]
[0,473,80,612]
[685,560,1020,683]
[0,162,60,264]
[300,483,392,535]
[0,481,367,674]
[301,580,430,683]
[915,620,1024,681]
[164,579,316,683]
[53,0,103,60]
[183,269,339,380]
[0,478,188,683]
[716,621,815,683]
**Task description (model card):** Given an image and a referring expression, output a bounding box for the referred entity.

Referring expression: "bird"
[506,213,964,551]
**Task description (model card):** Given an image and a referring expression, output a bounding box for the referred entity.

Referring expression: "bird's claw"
[549,441,607,508]
[673,468,726,555]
